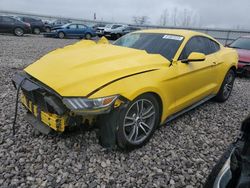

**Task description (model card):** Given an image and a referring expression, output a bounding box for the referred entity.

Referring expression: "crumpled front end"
[12,73,112,133]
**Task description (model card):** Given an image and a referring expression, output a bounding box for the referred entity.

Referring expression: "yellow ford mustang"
[12,29,238,149]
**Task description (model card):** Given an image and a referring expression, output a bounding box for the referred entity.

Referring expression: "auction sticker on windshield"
[163,35,184,41]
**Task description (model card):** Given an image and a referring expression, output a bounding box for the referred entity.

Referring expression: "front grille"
[22,88,48,112]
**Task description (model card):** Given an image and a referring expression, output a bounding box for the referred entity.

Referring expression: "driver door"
[174,36,219,112]
[65,24,78,37]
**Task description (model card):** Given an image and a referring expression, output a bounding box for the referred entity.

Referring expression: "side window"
[78,25,86,29]
[112,25,122,29]
[199,37,220,55]
[179,37,204,59]
[68,24,77,29]
[210,40,220,53]
[24,18,34,22]
[2,17,14,23]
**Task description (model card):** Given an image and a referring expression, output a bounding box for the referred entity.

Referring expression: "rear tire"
[214,69,235,102]
[33,27,41,34]
[85,33,92,40]
[58,32,65,39]
[245,68,250,78]
[14,27,24,36]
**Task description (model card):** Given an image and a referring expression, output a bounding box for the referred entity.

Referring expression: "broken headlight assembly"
[62,95,119,114]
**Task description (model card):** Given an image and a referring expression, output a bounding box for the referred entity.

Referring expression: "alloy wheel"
[123,99,156,144]
[58,32,65,39]
[223,71,234,99]
[15,28,24,36]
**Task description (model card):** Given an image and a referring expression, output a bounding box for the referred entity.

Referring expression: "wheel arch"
[85,32,92,36]
[230,65,237,75]
[143,92,163,125]
[122,89,165,124]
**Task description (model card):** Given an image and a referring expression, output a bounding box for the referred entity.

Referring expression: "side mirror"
[181,52,206,63]
[66,26,70,29]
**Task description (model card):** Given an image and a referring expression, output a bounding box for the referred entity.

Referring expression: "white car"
[96,24,127,38]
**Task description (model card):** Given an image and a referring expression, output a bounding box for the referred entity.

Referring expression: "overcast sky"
[0,0,250,29]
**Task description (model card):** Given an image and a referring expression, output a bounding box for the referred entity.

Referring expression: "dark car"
[42,20,53,33]
[229,36,250,77]
[17,16,45,34]
[43,23,96,39]
[0,16,31,36]
[204,115,250,188]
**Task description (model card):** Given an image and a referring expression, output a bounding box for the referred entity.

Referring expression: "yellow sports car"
[12,29,238,150]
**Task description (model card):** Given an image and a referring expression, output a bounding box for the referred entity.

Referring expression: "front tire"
[33,27,41,34]
[214,69,235,102]
[14,27,24,36]
[45,27,51,33]
[117,94,160,149]
[58,32,65,39]
[98,94,160,150]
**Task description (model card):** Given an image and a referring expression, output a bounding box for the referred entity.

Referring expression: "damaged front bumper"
[12,73,126,134]
[21,94,67,132]
[12,73,72,133]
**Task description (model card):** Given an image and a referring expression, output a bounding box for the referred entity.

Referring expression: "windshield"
[62,23,71,28]
[230,37,250,50]
[105,24,113,29]
[113,33,184,61]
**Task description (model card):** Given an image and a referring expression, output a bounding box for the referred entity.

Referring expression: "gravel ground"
[0,34,249,188]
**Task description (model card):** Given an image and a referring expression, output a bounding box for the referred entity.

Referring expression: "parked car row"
[0,15,140,40]
[0,15,72,36]
[16,16,46,34]
[0,16,31,36]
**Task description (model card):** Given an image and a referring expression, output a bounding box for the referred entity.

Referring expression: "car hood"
[25,40,169,97]
[237,49,250,63]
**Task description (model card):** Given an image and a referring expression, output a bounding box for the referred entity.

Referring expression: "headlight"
[62,95,118,114]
